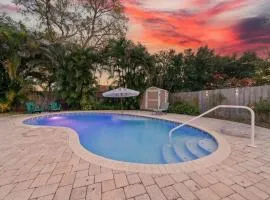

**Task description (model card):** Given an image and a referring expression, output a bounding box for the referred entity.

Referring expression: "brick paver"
[139,174,155,186]
[31,184,58,199]
[184,179,201,192]
[0,184,14,199]
[102,179,115,192]
[127,174,141,184]
[124,184,146,199]
[161,186,180,200]
[73,176,94,188]
[173,182,197,200]
[59,173,76,187]
[154,175,175,188]
[195,188,220,200]
[70,186,87,200]
[102,188,126,200]
[0,113,270,200]
[146,185,166,200]
[135,194,151,200]
[95,172,113,183]
[3,188,33,200]
[86,183,101,200]
[53,185,72,200]
[115,173,129,188]
[210,182,234,198]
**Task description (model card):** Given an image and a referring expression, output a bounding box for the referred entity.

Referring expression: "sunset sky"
[1,0,270,55]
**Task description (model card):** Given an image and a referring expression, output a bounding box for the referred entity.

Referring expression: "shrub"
[169,101,200,115]
[252,100,270,125]
[0,102,10,113]
[254,100,270,114]
[94,103,122,110]
[80,95,94,110]
[0,90,16,113]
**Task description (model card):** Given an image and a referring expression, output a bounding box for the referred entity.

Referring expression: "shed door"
[147,90,159,109]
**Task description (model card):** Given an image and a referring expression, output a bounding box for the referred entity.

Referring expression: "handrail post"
[169,105,256,148]
[249,109,256,147]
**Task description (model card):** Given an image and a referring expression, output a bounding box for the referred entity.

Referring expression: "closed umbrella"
[102,87,140,113]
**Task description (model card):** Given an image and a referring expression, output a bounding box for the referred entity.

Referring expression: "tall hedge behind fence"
[170,85,270,126]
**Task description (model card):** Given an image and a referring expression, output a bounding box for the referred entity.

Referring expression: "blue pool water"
[24,113,218,164]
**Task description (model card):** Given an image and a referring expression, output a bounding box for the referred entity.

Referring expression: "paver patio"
[0,111,270,200]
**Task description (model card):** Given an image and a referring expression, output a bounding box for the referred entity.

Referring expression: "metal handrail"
[168,105,256,147]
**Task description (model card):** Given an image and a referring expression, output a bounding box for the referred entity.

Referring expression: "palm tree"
[0,16,36,111]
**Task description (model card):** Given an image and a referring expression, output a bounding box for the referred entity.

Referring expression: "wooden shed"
[140,87,169,110]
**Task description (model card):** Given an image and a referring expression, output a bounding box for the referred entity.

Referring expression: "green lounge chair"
[25,101,43,114]
[48,101,61,112]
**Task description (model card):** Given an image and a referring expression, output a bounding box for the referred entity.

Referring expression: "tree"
[0,15,37,110]
[14,0,128,48]
[26,41,70,91]
[209,52,259,89]
[236,51,258,78]
[103,38,153,109]
[182,46,216,91]
[0,65,10,100]
[254,58,270,85]
[55,48,99,108]
[104,38,152,91]
[152,50,184,92]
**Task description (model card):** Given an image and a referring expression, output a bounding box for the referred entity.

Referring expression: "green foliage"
[183,46,217,91]
[93,102,122,110]
[0,90,15,112]
[0,15,40,110]
[79,97,139,111]
[104,38,153,91]
[254,100,270,114]
[252,99,270,125]
[254,59,270,85]
[152,50,184,92]
[168,102,200,115]
[56,48,99,108]
[0,65,10,100]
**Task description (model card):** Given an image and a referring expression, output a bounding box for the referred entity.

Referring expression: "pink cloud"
[0,3,19,13]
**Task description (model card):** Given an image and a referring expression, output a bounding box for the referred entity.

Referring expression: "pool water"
[24,113,218,164]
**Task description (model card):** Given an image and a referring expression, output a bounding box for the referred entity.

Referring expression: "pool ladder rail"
[168,105,256,148]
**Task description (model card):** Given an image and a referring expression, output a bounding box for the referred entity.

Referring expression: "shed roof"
[146,87,168,92]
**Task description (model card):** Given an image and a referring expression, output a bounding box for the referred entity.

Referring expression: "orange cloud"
[124,0,270,55]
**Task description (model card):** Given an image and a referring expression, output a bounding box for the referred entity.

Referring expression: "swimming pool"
[24,113,218,164]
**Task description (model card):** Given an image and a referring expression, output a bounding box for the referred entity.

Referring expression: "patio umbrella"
[102,87,140,112]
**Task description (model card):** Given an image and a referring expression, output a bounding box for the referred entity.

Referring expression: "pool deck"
[0,111,270,200]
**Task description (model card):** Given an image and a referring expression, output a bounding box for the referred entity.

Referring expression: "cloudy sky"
[1,0,270,55]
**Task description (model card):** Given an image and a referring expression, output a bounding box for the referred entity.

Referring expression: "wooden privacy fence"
[170,85,270,125]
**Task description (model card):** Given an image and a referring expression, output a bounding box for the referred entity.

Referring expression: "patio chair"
[25,101,43,114]
[48,101,61,112]
[153,102,169,115]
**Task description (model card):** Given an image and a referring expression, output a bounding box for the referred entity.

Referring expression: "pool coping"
[18,111,231,174]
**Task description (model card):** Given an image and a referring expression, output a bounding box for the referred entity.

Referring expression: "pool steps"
[185,139,208,158]
[162,145,181,164]
[198,139,218,153]
[173,142,197,162]
[162,138,217,164]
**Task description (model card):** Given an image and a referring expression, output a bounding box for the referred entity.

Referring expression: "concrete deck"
[0,111,270,200]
